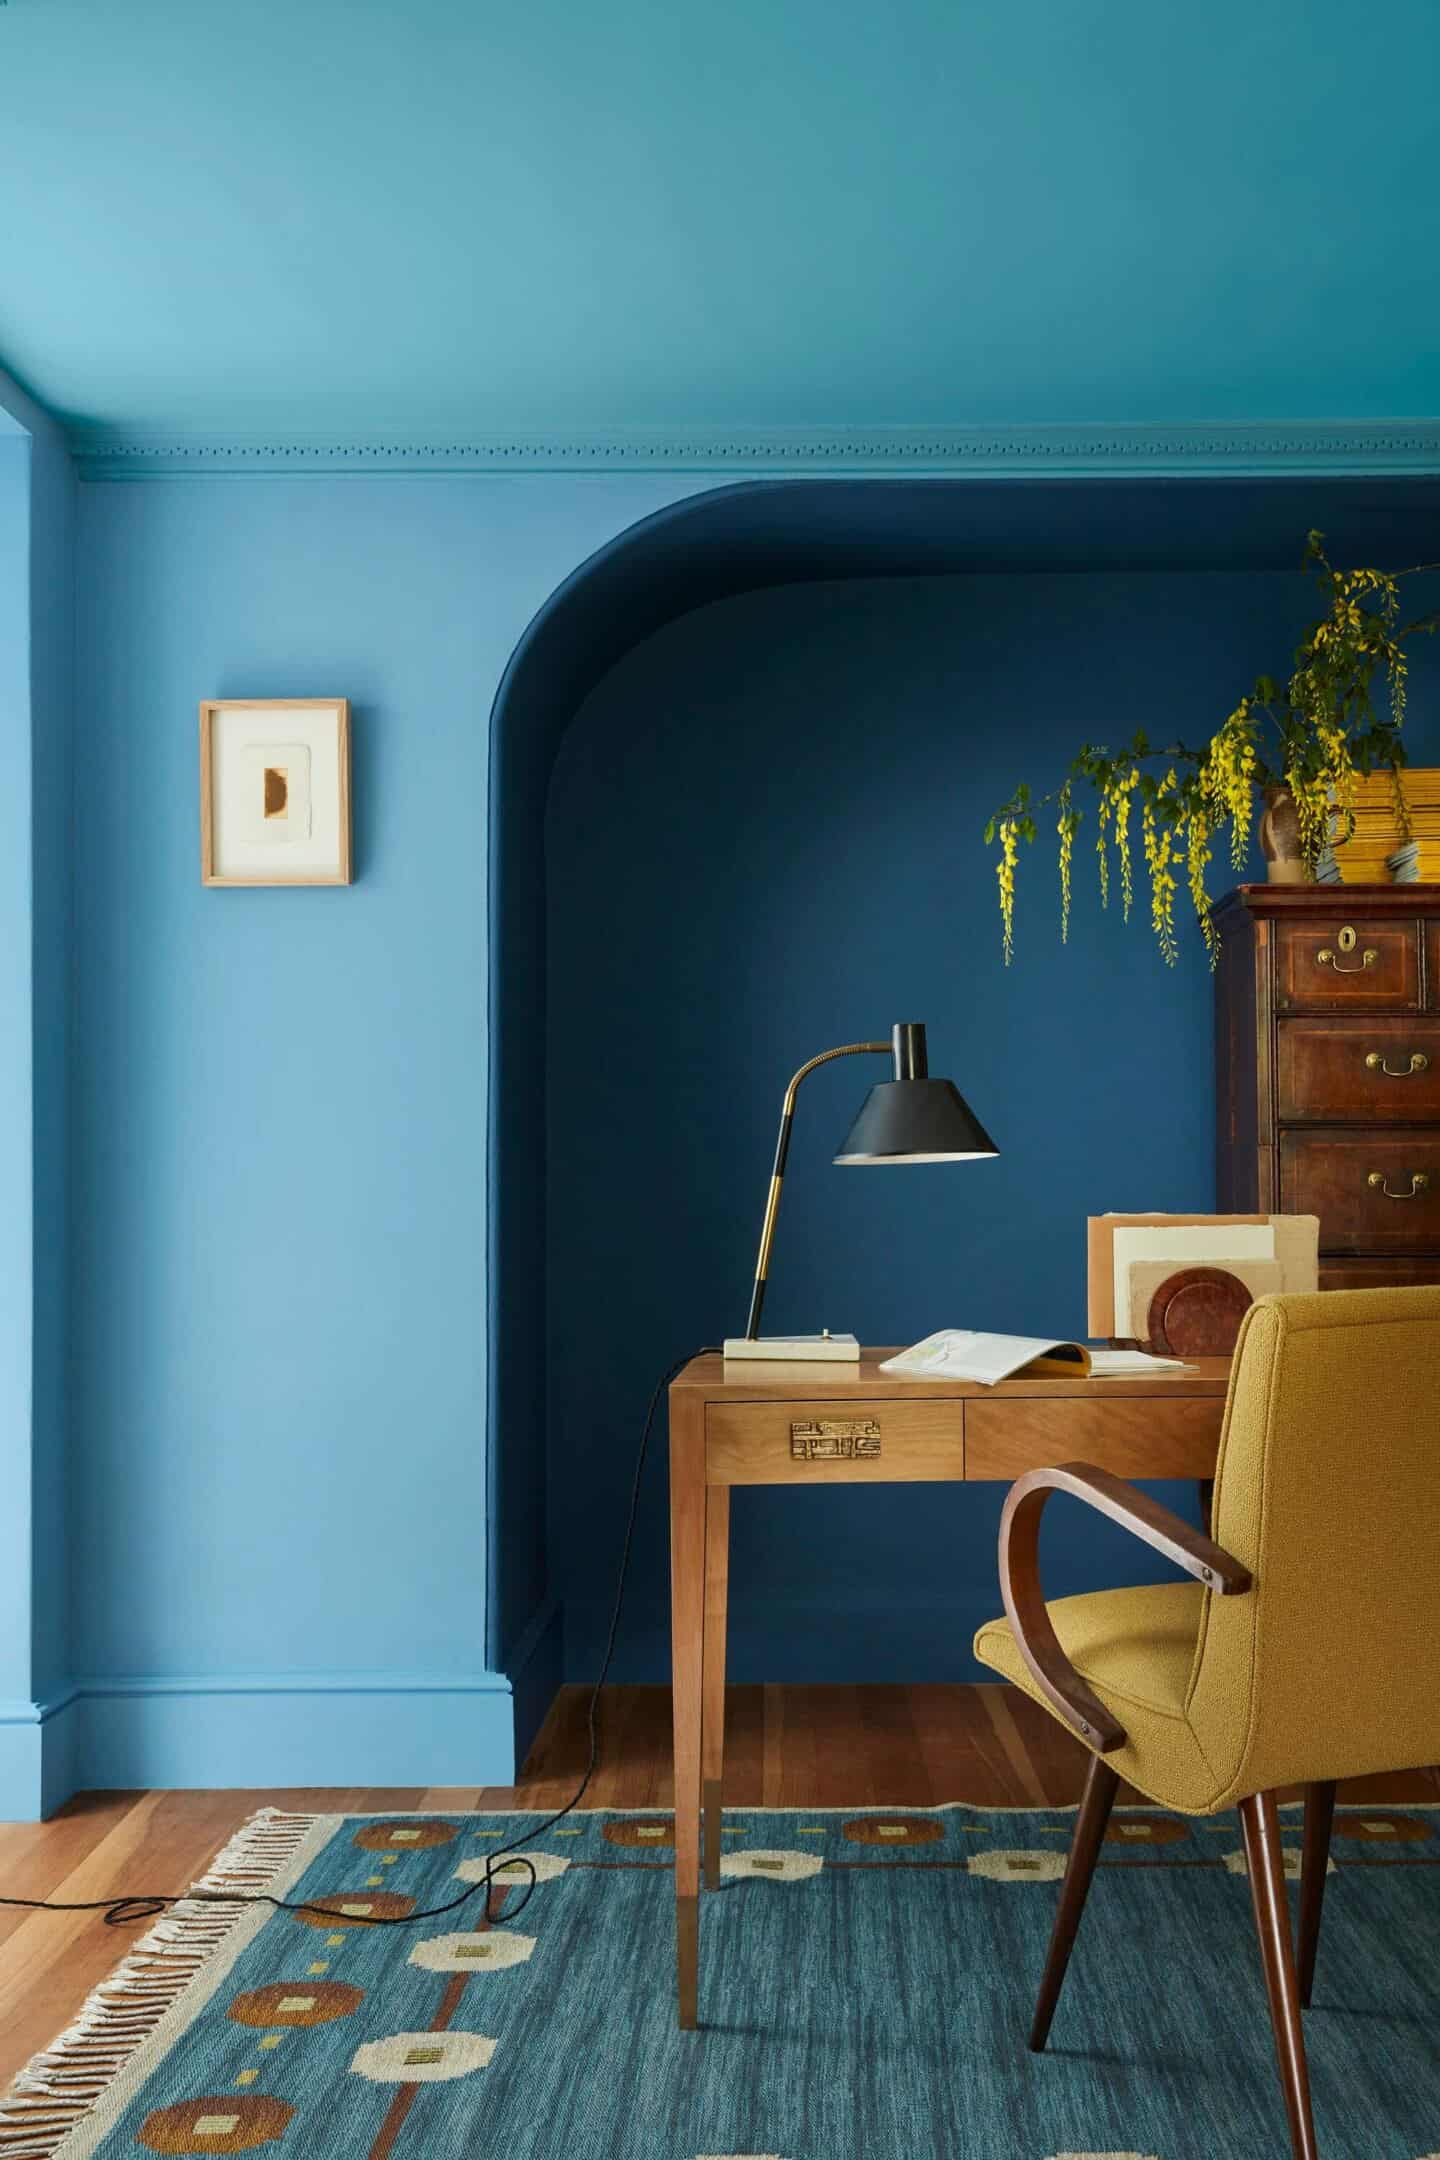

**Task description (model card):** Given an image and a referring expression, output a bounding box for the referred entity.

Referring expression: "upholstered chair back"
[1186,1284,1440,1806]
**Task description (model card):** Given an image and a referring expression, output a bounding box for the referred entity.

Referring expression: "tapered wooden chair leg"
[1296,1780,1334,2010]
[1240,1791,1320,2160]
[1029,1753,1119,2051]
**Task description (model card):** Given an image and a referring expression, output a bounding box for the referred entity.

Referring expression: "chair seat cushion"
[974,1582,1226,1814]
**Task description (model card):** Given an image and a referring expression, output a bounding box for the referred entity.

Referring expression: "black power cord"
[0,1348,718,1933]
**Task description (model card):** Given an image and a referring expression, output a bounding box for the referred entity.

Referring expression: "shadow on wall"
[542,567,1440,1686]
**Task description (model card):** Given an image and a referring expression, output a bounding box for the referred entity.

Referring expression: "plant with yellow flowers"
[985,534,1439,965]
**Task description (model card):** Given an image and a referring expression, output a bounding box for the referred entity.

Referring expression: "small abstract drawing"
[201,699,351,886]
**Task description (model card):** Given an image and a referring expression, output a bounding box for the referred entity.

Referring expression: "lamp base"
[722,1332,861,1363]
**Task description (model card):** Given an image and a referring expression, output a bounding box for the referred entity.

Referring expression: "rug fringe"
[0,1808,320,2159]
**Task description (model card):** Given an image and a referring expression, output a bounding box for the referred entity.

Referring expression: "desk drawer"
[965,1396,1224,1481]
[1275,916,1420,1011]
[705,1399,964,1484]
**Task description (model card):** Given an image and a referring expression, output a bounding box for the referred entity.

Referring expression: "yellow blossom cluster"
[996,818,1018,965]
[1112,769,1138,920]
[1141,773,1180,965]
[984,536,1427,966]
[1201,701,1258,869]
[1057,785,1075,944]
[1186,810,1217,962]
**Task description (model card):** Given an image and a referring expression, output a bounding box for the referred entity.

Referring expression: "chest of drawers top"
[1212,885,1440,1006]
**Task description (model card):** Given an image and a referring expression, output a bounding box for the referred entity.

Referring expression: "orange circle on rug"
[290,1892,416,1929]
[353,1820,459,1850]
[227,1981,363,2027]
[1334,1811,1432,1841]
[138,2096,294,2153]
[842,1816,942,1846]
[1105,1814,1188,1845]
[604,1817,676,1847]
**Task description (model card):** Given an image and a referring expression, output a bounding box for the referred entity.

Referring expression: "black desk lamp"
[722,1022,998,1361]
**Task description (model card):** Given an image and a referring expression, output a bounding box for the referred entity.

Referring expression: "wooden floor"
[3,1682,1436,2094]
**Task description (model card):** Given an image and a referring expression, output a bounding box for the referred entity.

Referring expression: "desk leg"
[669,1389,706,2030]
[702,1486,730,1890]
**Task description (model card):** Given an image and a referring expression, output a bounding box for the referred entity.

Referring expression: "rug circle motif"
[136,2096,294,2152]
[349,2031,497,2083]
[842,1814,943,1845]
[227,1981,364,2027]
[604,1817,676,1847]
[289,1891,416,1928]
[718,1848,823,1882]
[353,1820,459,1851]
[407,1926,537,1972]
[454,1849,571,1883]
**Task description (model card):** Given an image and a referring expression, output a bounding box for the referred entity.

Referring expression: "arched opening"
[488,472,1440,1755]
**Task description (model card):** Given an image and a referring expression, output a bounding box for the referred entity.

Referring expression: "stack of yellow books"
[1330,768,1440,884]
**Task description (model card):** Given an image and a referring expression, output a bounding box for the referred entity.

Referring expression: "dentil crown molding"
[67,420,1440,478]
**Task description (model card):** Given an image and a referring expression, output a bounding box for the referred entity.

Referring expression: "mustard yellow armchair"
[974,1284,1440,2160]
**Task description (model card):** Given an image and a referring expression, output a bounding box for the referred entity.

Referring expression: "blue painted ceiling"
[3,0,1440,441]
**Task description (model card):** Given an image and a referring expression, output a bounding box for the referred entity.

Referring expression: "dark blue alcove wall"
[489,477,1440,1725]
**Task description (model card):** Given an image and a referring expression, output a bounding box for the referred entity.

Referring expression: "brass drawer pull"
[1366,1050,1430,1077]
[790,1418,881,1462]
[1316,944,1378,974]
[1367,1171,1431,1200]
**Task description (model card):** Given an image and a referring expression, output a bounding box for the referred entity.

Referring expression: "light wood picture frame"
[200,698,352,887]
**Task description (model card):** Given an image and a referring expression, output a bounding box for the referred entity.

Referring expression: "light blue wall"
[0,440,34,1767]
[28,409,75,1726]
[0,371,76,1818]
[67,472,690,1795]
[547,571,1440,1681]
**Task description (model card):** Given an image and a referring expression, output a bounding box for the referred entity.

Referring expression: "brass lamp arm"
[745,1041,889,1340]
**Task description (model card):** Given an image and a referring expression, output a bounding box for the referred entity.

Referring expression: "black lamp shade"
[835,1077,998,1165]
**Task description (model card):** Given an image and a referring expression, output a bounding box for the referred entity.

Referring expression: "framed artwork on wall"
[200,698,352,886]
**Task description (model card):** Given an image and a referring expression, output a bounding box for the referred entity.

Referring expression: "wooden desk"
[667,1346,1232,2027]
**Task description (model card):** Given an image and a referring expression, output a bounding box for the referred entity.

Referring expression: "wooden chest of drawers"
[1214,886,1440,1290]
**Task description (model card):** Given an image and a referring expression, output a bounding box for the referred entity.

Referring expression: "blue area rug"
[3,1801,1437,2159]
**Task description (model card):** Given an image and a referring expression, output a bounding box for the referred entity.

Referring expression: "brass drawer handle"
[1366,1050,1429,1077]
[1316,945,1378,974]
[790,1418,881,1461]
[1368,1171,1431,1200]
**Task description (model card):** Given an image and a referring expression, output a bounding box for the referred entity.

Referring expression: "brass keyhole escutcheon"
[1338,925,1358,954]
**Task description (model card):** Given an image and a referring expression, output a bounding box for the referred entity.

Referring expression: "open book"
[879,1329,1189,1386]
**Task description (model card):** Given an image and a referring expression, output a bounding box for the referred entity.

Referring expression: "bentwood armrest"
[998,1461,1253,1752]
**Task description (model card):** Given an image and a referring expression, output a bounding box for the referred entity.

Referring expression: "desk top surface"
[673,1350,1233,1400]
